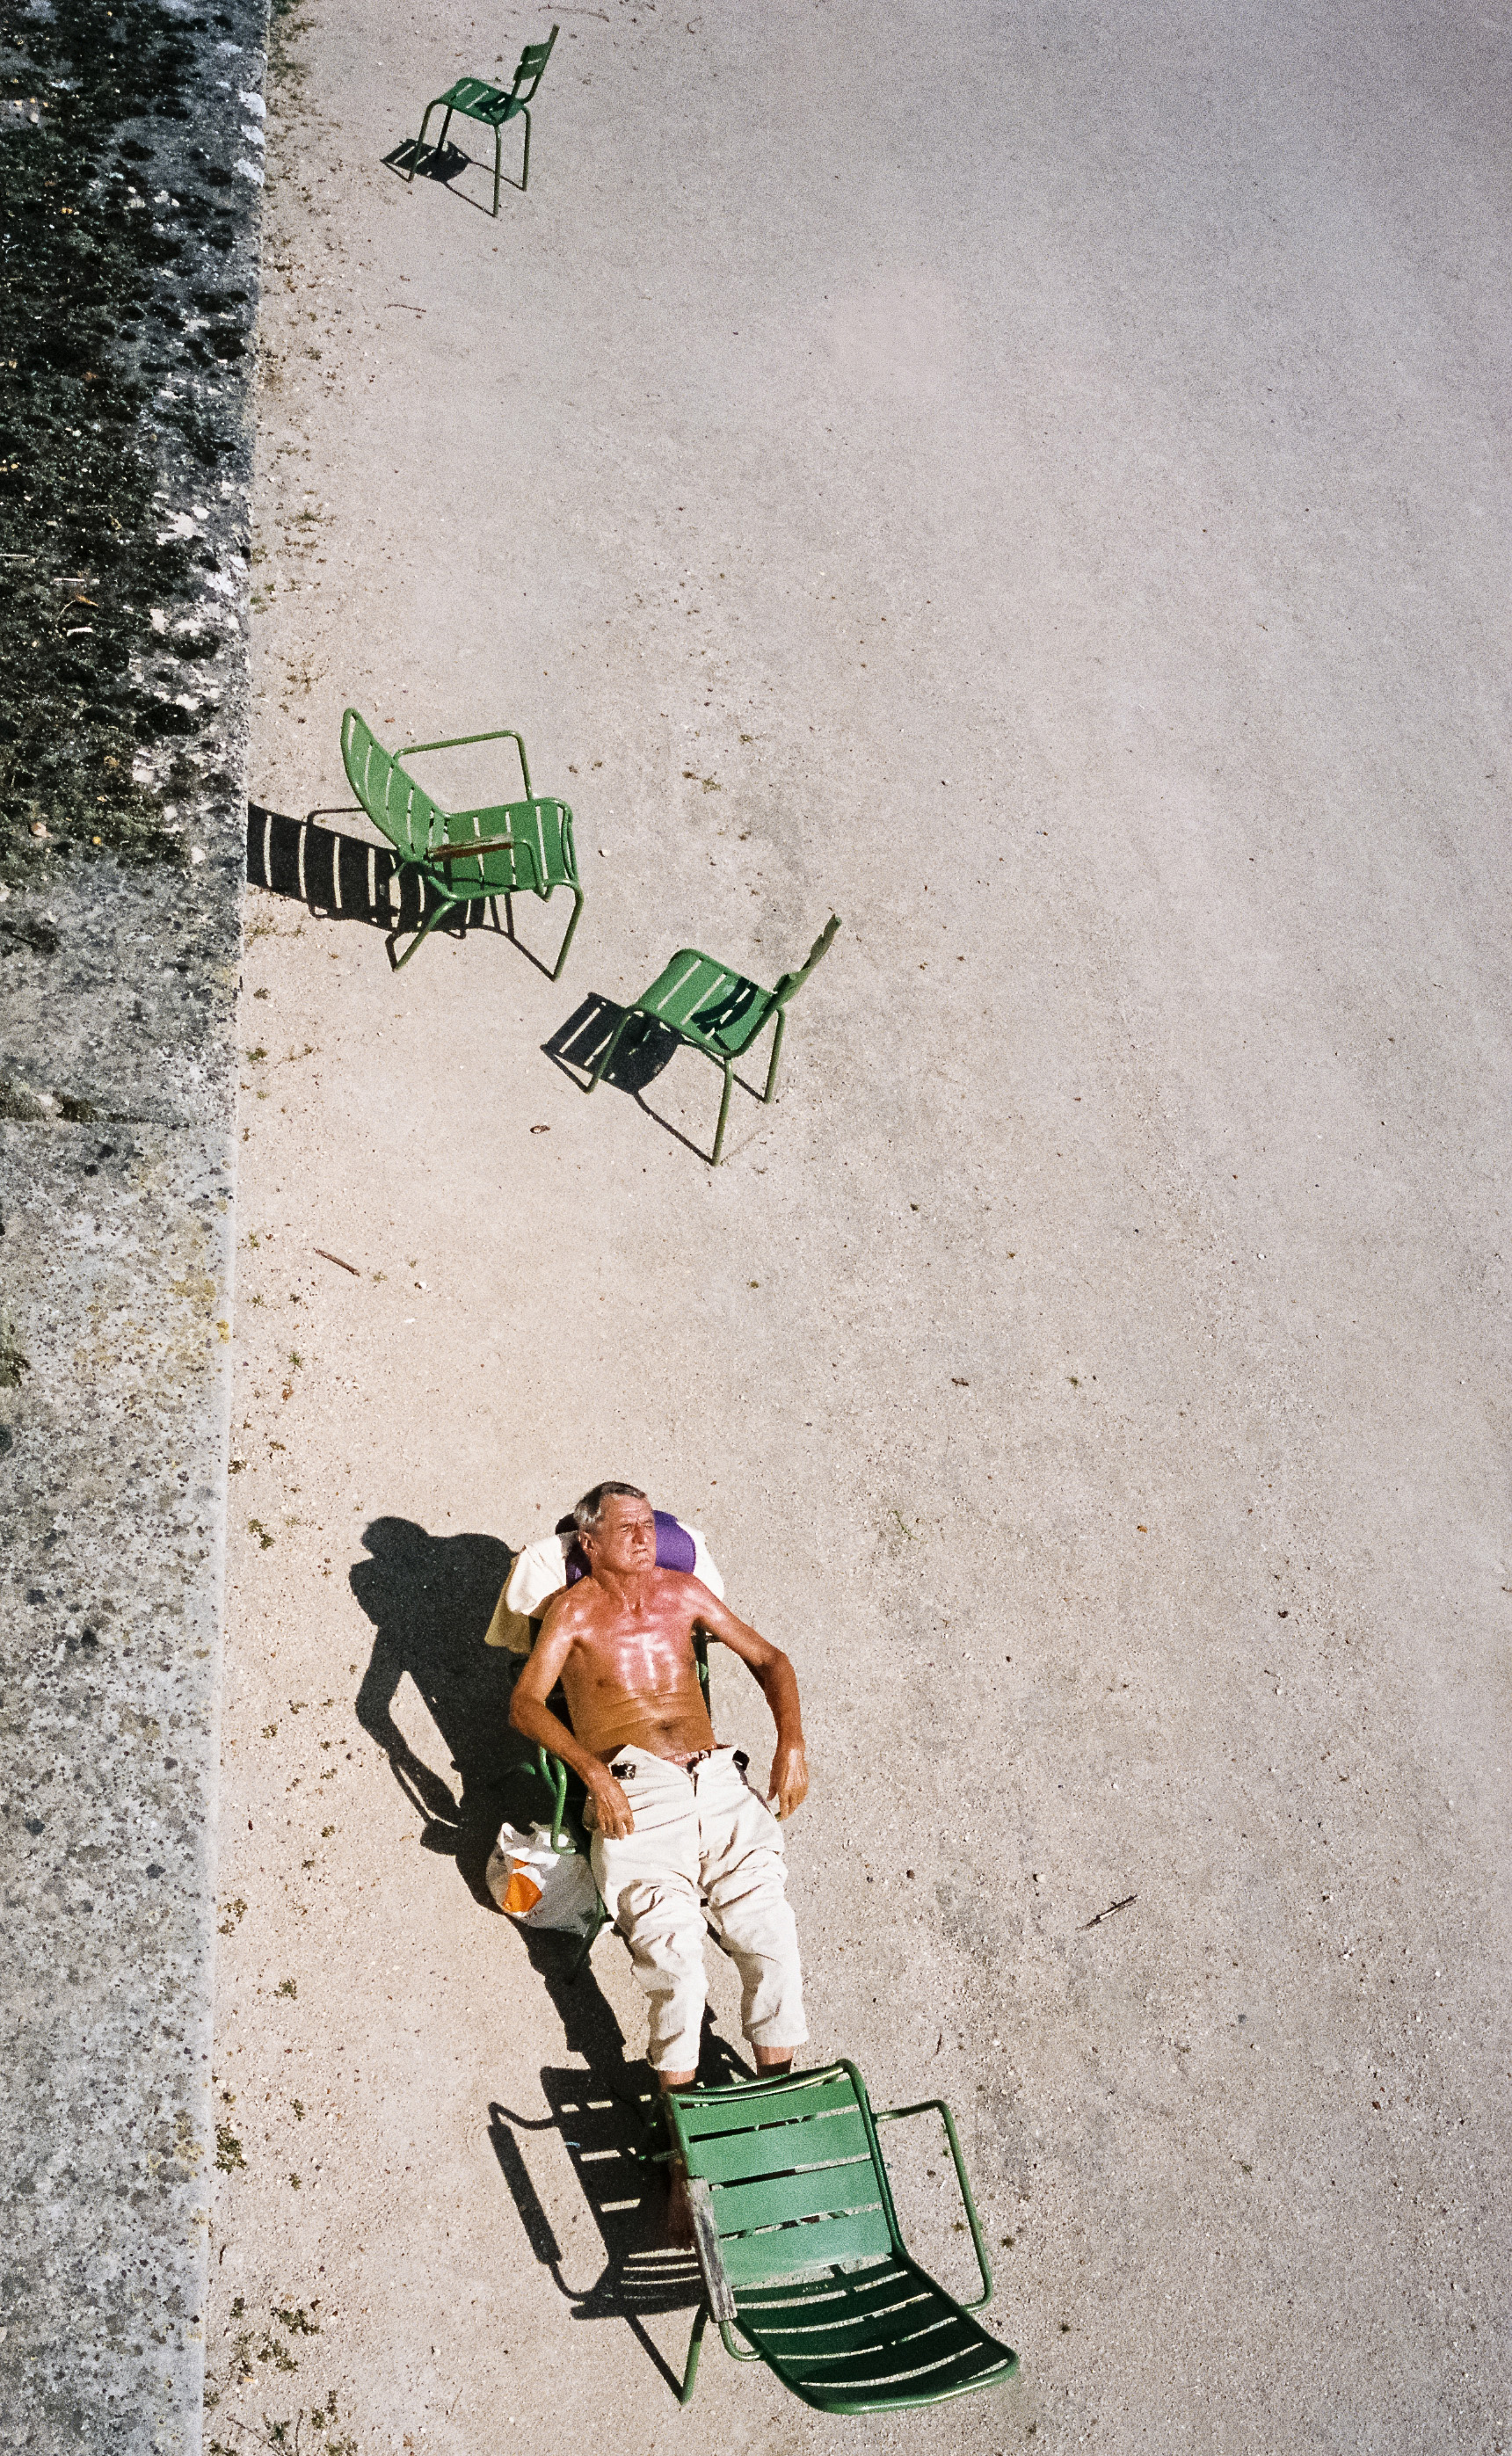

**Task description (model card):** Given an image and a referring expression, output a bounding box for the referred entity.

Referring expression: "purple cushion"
[563,1508,695,1586]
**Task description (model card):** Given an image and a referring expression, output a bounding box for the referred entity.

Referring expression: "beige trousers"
[588,1746,807,2075]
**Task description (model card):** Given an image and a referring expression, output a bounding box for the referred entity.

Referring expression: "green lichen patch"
[214,2122,246,2173]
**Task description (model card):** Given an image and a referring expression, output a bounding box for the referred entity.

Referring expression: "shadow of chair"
[542,993,722,1162]
[250,798,415,937]
[248,801,551,970]
[487,2016,759,2398]
[350,1516,542,1901]
[383,133,476,200]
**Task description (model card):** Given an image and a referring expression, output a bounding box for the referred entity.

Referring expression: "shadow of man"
[350,1516,541,1901]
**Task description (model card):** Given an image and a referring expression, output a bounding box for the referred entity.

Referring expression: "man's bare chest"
[571,1612,700,1695]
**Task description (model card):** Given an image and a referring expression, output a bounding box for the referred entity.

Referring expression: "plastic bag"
[485,1820,600,1936]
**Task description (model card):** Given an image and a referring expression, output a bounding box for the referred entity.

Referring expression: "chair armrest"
[426,834,516,864]
[875,2099,993,2310]
[687,2178,737,2324]
[401,725,533,797]
[682,2181,760,2359]
[534,1747,571,1852]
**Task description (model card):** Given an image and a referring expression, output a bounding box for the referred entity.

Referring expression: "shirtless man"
[508,1480,809,2099]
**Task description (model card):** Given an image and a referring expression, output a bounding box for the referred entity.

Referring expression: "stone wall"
[0,0,265,2444]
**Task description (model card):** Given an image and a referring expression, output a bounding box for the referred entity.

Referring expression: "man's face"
[582,1493,656,1577]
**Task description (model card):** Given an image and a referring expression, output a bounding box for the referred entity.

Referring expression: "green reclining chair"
[409,23,558,214]
[666,2062,1019,2414]
[587,913,840,1165]
[333,707,583,976]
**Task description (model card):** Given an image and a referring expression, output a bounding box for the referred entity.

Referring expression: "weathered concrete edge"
[0,11,267,2451]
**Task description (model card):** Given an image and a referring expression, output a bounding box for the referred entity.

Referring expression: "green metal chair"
[409,24,558,214]
[665,2061,1018,2413]
[586,914,840,1165]
[334,707,583,977]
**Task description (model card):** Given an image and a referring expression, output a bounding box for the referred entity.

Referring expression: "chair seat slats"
[734,2259,924,2321]
[433,77,526,125]
[762,2340,1014,2409]
[746,2277,955,2347]
[753,2305,988,2372]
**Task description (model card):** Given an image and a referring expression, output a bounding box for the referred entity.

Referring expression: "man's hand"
[768,1739,808,1821]
[585,1767,635,1841]
[700,1604,809,1820]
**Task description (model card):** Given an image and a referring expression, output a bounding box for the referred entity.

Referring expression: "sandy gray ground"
[207,4,1509,2450]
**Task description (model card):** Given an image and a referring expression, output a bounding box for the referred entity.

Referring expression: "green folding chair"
[586,914,840,1164]
[331,708,583,976]
[409,24,558,213]
[665,2061,1019,2413]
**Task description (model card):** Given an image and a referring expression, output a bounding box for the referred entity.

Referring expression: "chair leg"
[550,886,584,982]
[391,883,458,969]
[408,102,435,181]
[521,104,532,192]
[563,1893,608,1984]
[587,1008,636,1095]
[711,1059,734,1166]
[492,123,502,218]
[439,106,454,154]
[762,1007,787,1103]
[680,2305,709,2405]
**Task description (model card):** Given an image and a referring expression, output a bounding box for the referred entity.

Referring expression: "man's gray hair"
[573,1480,649,1537]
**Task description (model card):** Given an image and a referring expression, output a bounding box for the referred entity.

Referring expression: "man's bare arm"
[689,1583,809,1820]
[507,1604,635,1838]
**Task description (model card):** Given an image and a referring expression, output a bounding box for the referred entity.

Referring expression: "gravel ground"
[207,4,1510,2452]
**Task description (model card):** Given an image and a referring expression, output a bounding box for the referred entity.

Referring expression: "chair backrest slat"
[691,2103,870,2184]
[510,21,559,100]
[670,2062,900,2291]
[343,707,440,862]
[771,911,840,1006]
[710,2157,881,2236]
[718,2205,893,2288]
[674,2069,859,2140]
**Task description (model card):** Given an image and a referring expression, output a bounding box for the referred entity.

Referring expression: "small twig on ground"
[1082,1893,1137,1929]
[313,1248,360,1275]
